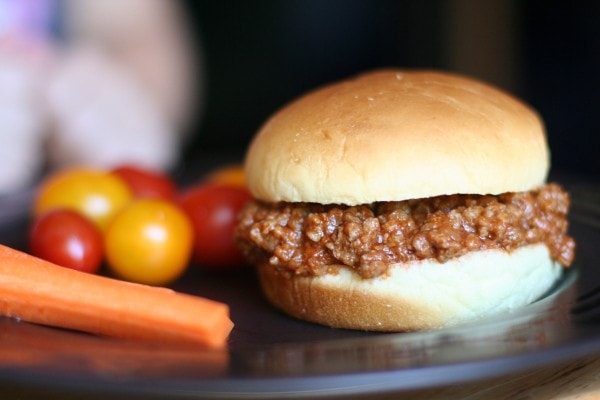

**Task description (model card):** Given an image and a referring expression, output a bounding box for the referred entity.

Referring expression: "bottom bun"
[256,244,561,331]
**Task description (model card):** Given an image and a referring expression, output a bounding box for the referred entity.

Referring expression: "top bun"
[245,69,549,205]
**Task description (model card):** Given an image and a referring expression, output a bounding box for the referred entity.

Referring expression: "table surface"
[2,355,599,400]
[383,355,600,400]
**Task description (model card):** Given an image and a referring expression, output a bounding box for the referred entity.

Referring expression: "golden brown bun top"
[245,69,549,204]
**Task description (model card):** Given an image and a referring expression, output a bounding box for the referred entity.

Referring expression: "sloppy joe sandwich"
[236,69,575,331]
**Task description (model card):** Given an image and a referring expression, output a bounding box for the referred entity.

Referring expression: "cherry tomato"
[34,168,133,231]
[104,199,193,285]
[29,209,103,273]
[205,164,246,188]
[179,183,253,269]
[112,165,177,200]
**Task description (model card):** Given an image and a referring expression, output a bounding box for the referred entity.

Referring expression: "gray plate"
[0,178,599,399]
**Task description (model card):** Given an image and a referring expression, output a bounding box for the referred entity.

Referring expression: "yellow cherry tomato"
[104,199,193,286]
[205,164,246,188]
[34,168,133,231]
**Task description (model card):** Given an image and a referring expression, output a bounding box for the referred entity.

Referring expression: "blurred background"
[185,0,599,179]
[0,0,598,194]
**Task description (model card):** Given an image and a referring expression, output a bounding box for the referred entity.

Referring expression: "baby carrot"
[0,244,233,347]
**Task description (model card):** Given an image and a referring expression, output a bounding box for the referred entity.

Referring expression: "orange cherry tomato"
[179,183,253,269]
[112,165,177,200]
[205,164,246,188]
[34,168,133,231]
[104,199,193,285]
[29,209,103,274]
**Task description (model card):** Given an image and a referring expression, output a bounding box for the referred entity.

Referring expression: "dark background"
[180,1,599,179]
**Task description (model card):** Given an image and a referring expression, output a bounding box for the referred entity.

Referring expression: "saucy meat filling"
[236,183,575,278]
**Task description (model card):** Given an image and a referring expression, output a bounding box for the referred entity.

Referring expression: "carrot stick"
[0,244,233,348]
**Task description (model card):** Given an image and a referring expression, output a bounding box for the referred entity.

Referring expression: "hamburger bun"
[257,244,561,331]
[245,69,549,205]
[240,69,570,331]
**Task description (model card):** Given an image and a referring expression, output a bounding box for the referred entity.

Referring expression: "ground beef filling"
[236,183,575,279]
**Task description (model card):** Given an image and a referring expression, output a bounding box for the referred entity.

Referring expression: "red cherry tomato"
[29,209,103,274]
[112,165,177,200]
[179,183,253,269]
